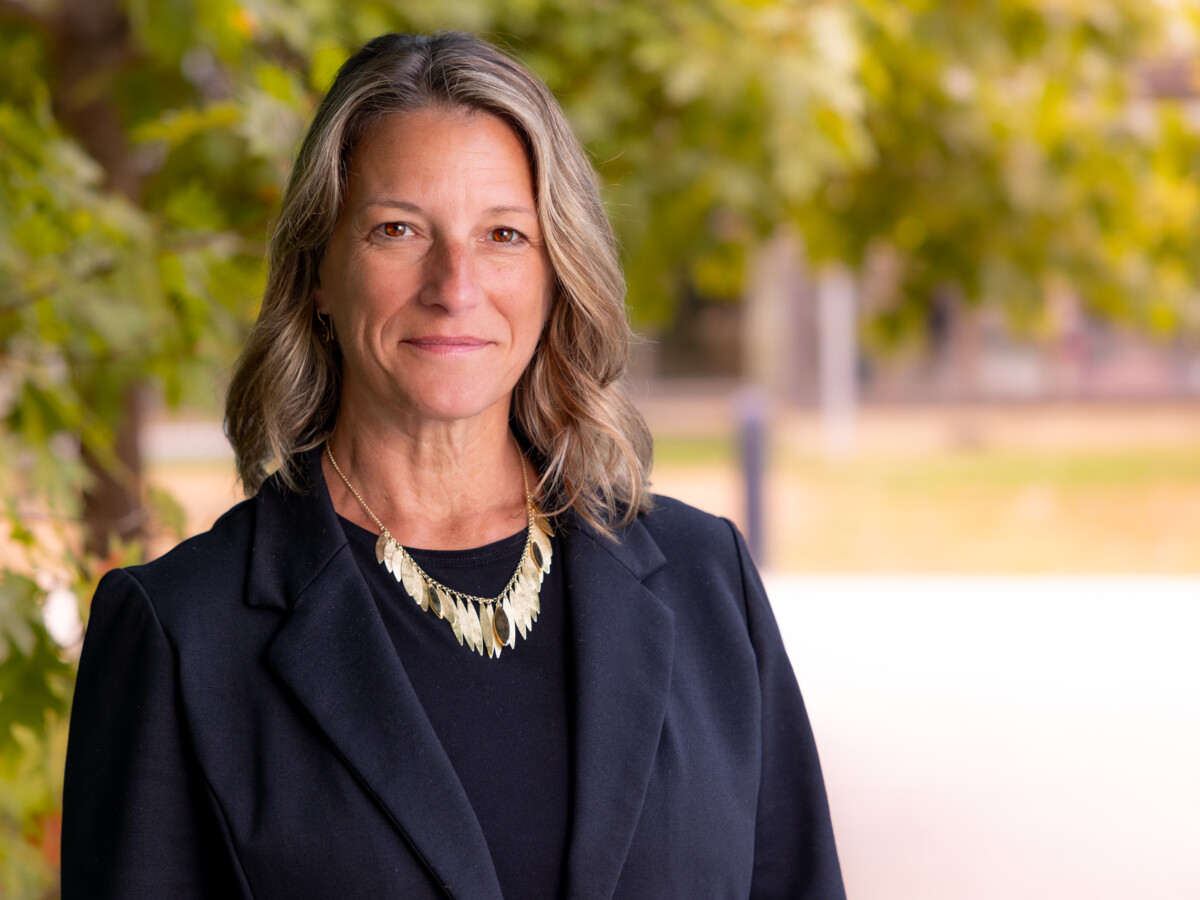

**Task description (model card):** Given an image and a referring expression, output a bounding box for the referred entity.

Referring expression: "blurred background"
[1,0,1198,897]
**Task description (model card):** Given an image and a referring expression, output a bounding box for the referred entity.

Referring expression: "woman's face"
[317,108,553,432]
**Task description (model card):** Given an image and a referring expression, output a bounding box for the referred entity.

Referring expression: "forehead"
[344,108,534,196]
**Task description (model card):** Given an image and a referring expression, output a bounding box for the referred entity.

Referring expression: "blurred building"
[647,237,1200,404]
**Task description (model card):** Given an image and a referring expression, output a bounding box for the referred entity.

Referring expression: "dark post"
[736,387,768,564]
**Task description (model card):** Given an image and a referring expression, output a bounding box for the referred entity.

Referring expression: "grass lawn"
[651,438,1200,573]
[142,407,1200,574]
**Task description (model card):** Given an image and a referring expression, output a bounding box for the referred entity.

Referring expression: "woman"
[62,32,845,899]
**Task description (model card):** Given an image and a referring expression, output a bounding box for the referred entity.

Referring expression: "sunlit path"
[769,576,1200,900]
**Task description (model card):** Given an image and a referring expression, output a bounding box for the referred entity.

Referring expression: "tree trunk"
[47,0,147,555]
[81,385,147,557]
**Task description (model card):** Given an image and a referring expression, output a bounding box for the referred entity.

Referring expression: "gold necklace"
[325,441,553,659]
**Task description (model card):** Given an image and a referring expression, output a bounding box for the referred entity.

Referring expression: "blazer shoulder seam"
[99,567,177,654]
[719,516,755,633]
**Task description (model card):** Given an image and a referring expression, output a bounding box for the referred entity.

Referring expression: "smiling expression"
[317,108,554,432]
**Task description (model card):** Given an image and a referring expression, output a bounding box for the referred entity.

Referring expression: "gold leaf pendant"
[326,440,551,660]
[375,507,553,659]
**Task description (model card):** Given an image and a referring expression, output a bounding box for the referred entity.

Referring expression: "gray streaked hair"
[224,31,652,534]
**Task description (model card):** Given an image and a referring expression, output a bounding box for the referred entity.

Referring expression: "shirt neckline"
[337,514,529,567]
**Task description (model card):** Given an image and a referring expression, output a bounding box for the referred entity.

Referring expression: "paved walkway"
[768,576,1200,900]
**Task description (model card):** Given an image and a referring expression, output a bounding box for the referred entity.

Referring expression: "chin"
[403,391,510,426]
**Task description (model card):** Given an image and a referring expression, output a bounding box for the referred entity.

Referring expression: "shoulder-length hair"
[224,31,652,535]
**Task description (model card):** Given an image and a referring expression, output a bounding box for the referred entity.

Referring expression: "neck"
[323,404,530,551]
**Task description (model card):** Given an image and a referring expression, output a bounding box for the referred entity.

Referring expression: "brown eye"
[381,222,409,237]
[491,227,517,243]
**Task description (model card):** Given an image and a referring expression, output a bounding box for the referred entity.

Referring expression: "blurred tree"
[0,0,269,887]
[796,1,1199,351]
[0,0,1194,893]
[0,2,863,890]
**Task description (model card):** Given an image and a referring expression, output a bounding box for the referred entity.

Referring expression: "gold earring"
[317,312,333,343]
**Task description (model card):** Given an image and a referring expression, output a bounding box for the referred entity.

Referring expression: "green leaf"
[133,101,243,147]
[0,576,39,662]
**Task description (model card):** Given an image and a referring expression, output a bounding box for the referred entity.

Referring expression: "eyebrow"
[358,199,537,218]
[361,199,422,214]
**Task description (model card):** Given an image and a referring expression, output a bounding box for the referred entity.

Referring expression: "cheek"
[320,236,393,310]
[335,269,405,336]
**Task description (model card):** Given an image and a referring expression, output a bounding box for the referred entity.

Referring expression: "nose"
[420,237,484,314]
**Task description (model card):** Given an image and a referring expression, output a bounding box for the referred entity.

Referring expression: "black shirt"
[341,516,572,898]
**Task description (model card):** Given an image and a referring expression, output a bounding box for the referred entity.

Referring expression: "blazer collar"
[250,450,676,900]
[244,450,343,612]
[560,512,674,900]
[252,451,502,897]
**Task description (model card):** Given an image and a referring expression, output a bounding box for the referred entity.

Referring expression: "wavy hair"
[224,31,652,535]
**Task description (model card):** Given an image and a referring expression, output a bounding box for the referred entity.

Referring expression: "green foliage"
[0,576,72,756]
[802,1,1199,344]
[0,574,72,894]
[517,1,872,324]
[0,716,68,899]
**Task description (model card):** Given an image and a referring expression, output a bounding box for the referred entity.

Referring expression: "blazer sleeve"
[727,523,847,900]
[61,568,246,899]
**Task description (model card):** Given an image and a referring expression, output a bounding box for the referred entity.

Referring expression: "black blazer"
[62,456,845,899]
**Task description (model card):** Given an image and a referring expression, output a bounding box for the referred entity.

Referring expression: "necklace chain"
[324,440,552,658]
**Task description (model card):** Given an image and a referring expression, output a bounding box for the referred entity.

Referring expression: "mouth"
[403,336,491,355]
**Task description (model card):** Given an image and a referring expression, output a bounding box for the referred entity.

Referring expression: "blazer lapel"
[561,516,674,900]
[251,458,504,900]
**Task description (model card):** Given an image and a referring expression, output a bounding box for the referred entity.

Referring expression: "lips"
[403,335,491,355]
